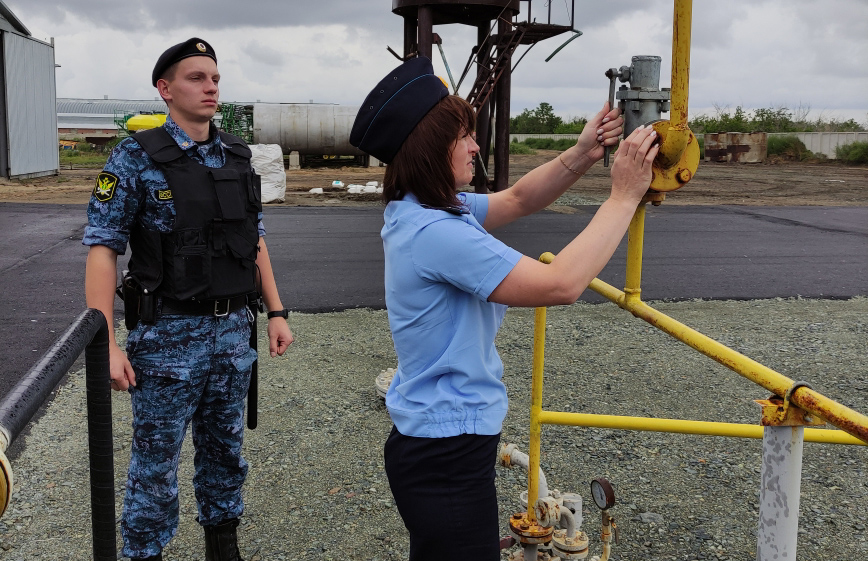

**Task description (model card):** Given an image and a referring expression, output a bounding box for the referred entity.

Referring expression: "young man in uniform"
[83,38,293,561]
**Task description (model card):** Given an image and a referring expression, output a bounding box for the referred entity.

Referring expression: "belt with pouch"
[159,295,249,317]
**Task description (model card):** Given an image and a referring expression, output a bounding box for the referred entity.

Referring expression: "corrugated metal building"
[0,1,58,179]
[57,98,167,137]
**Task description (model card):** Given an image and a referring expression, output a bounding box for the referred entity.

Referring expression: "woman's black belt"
[159,295,249,317]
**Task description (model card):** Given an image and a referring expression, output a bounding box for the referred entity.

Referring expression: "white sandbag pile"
[346,181,383,194]
[250,144,286,203]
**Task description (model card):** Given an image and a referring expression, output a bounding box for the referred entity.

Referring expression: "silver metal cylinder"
[628,55,662,90]
[252,103,365,156]
[615,55,670,137]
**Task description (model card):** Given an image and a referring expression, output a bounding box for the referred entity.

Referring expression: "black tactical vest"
[128,127,263,301]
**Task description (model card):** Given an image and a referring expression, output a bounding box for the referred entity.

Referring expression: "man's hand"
[109,342,136,391]
[267,317,294,357]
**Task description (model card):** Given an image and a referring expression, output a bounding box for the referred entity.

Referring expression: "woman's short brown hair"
[382,95,476,208]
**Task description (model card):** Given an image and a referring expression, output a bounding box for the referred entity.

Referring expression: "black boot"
[203,518,244,561]
[138,555,162,561]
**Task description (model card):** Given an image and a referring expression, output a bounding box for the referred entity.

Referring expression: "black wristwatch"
[266,309,289,320]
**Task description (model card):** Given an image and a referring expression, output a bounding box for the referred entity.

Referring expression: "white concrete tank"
[253,103,364,156]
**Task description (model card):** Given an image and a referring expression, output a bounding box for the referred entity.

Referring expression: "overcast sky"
[8,0,868,125]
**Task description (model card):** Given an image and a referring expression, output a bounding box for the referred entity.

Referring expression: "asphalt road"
[1,202,866,401]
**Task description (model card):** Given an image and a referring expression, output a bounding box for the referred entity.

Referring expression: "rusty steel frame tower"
[392,0,576,192]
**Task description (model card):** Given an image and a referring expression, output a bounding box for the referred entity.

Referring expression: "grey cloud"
[242,40,285,67]
[10,0,669,37]
[9,0,399,32]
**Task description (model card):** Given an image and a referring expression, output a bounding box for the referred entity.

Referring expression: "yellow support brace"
[536,411,866,446]
[587,275,868,444]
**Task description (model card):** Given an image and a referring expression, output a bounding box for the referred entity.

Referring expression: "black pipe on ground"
[0,308,117,560]
[84,311,117,560]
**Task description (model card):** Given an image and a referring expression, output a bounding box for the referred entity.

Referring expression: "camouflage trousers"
[121,308,256,559]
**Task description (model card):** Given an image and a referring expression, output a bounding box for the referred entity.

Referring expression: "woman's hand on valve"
[609,124,660,206]
[574,101,623,164]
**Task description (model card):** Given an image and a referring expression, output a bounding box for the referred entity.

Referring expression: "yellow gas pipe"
[650,0,700,192]
[526,306,546,524]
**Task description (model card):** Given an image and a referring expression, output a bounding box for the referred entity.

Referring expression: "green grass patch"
[58,137,121,168]
[59,150,109,167]
[767,136,813,161]
[509,141,537,155]
[835,141,868,165]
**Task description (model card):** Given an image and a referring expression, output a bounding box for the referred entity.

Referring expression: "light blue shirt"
[382,192,523,438]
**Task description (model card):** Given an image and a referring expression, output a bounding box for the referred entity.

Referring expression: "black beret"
[152,38,217,87]
[350,56,448,164]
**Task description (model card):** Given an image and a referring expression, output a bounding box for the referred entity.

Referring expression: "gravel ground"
[1,298,867,561]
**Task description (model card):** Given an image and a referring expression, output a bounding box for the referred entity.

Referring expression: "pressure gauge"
[590,478,615,510]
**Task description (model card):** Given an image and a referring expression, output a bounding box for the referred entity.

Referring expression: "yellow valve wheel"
[649,120,700,192]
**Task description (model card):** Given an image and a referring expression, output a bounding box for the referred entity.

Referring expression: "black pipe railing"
[0,308,117,560]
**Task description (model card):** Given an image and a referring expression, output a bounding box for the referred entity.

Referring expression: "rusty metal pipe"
[599,511,614,561]
[417,6,433,59]
[403,16,417,57]
[559,503,577,537]
[493,16,512,192]
[501,443,550,500]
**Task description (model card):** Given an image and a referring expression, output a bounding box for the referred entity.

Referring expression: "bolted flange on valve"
[552,528,590,559]
[649,120,700,192]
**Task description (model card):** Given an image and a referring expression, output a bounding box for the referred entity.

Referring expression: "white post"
[287,151,300,170]
[756,425,804,560]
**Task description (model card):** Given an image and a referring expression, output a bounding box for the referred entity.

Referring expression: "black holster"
[120,273,156,329]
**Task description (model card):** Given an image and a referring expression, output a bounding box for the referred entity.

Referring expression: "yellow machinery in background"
[125,113,167,132]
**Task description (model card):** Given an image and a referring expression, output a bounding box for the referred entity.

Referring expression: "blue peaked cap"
[350,57,449,164]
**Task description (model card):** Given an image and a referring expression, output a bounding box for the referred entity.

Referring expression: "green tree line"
[689,104,865,134]
[509,102,587,134]
[509,102,866,134]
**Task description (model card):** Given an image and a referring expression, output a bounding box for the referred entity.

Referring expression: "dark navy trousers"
[384,426,501,560]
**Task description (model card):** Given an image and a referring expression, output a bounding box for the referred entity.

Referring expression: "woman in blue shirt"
[350,57,659,560]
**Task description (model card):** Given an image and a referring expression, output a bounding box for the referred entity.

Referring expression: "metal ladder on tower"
[465,23,527,110]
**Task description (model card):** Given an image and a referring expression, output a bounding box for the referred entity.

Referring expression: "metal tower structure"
[392,0,577,192]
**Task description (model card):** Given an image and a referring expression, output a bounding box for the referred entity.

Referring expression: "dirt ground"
[1,151,866,206]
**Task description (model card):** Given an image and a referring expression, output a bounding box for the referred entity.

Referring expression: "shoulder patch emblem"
[93,172,119,202]
[157,189,173,201]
